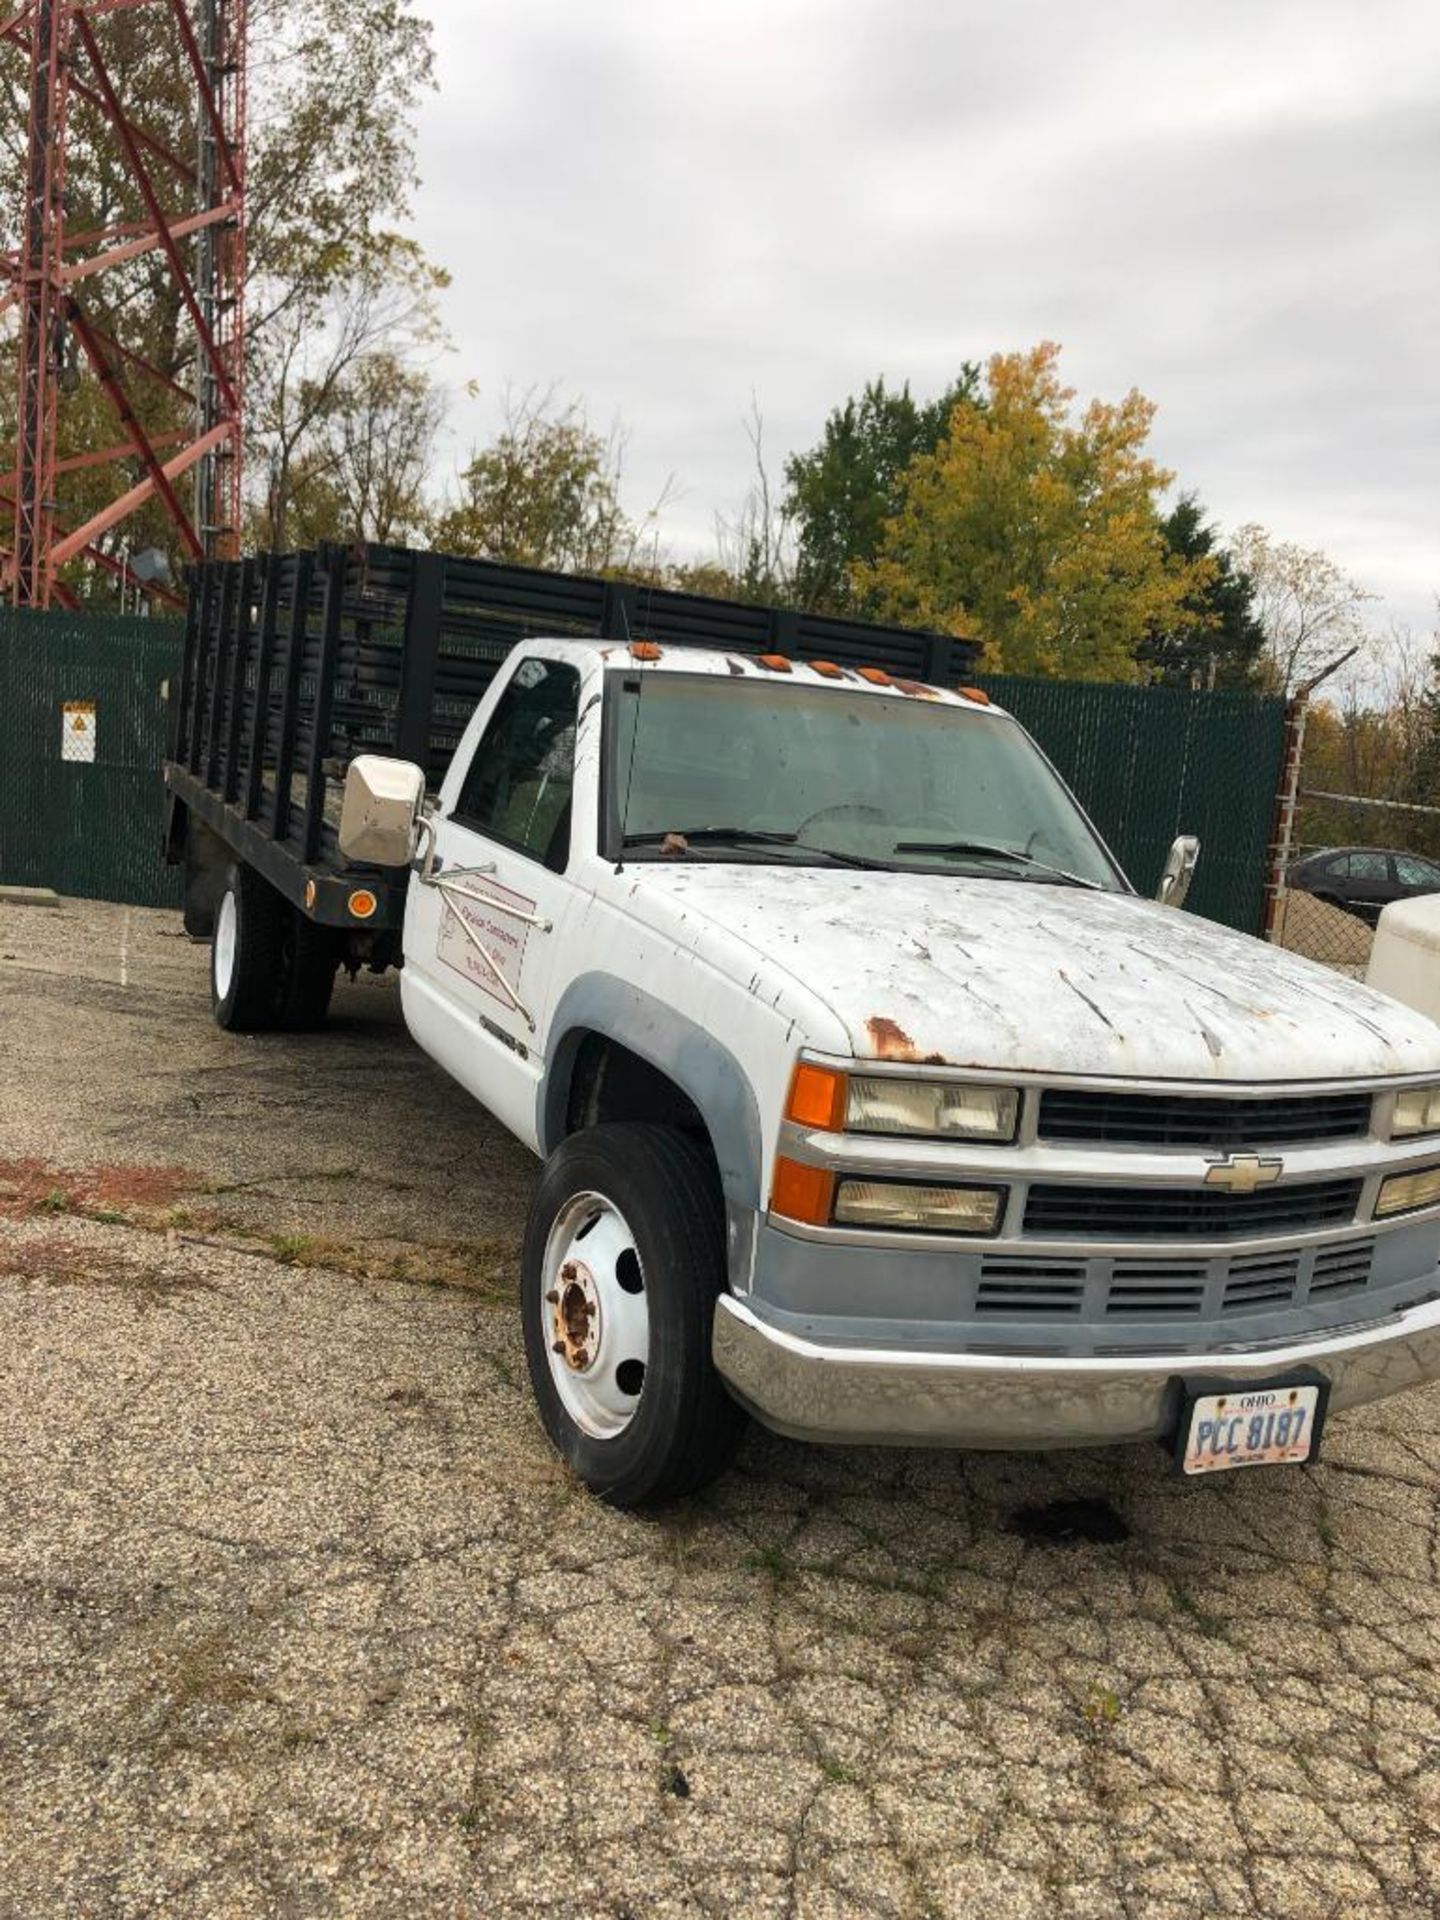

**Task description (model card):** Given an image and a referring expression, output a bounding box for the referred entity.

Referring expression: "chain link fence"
[1270,790,1440,980]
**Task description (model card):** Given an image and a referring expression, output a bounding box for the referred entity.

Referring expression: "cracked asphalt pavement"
[4,899,1440,1918]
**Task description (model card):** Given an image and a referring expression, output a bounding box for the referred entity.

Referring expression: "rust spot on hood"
[864,1016,951,1064]
[866,1016,915,1058]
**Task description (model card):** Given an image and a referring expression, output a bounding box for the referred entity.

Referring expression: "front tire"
[521,1123,746,1508]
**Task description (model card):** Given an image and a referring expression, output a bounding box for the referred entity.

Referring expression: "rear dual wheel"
[211,863,338,1033]
[521,1123,746,1508]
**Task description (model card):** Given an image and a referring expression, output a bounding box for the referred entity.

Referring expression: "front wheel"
[521,1123,746,1507]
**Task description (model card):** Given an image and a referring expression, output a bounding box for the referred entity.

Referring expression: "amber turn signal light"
[785,1062,847,1130]
[770,1156,836,1226]
[348,888,379,920]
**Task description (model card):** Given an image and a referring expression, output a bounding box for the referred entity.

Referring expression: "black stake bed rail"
[163,539,983,931]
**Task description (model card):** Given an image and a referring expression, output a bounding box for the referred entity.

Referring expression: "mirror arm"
[415,812,438,881]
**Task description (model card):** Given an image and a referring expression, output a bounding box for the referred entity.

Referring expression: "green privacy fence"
[0,607,1286,931]
[0,607,184,909]
[979,674,1288,933]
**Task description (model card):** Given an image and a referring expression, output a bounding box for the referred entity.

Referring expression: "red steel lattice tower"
[2,0,247,608]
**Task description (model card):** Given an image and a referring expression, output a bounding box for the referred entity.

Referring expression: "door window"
[1342,851,1388,881]
[1395,854,1440,886]
[453,659,580,870]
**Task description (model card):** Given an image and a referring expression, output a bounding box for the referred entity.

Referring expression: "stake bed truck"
[165,543,1440,1506]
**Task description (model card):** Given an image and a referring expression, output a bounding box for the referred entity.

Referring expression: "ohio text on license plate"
[1182,1385,1321,1476]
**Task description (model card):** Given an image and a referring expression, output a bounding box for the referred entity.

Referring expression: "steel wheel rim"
[214,889,237,999]
[541,1189,650,1439]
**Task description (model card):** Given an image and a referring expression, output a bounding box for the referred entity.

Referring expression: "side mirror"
[1155,834,1200,910]
[338,754,426,867]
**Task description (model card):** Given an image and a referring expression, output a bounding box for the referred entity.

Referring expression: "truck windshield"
[607,673,1123,889]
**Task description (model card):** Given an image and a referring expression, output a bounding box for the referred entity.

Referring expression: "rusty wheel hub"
[548,1259,601,1372]
[541,1191,651,1440]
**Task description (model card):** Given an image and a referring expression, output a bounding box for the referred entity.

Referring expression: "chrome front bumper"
[712,1289,1440,1449]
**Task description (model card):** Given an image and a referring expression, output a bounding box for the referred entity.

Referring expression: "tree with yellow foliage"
[855,343,1214,682]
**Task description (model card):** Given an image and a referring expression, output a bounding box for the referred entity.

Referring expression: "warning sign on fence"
[61,700,96,763]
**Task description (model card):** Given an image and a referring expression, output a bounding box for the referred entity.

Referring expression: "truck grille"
[977,1239,1378,1321]
[1037,1087,1373,1149]
[1023,1177,1363,1240]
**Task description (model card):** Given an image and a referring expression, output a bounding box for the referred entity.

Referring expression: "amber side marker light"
[771,1156,836,1226]
[786,1062,848,1130]
[348,888,379,921]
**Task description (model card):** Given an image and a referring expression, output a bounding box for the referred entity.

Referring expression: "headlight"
[847,1077,1019,1142]
[1392,1085,1440,1138]
[1375,1165,1440,1217]
[833,1179,1004,1234]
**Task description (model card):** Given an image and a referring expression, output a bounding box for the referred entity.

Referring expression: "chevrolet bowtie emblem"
[1204,1153,1284,1195]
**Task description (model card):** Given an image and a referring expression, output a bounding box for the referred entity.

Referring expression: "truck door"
[401,654,582,1145]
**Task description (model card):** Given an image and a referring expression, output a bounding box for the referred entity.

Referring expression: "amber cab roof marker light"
[629,640,662,661]
[756,653,793,673]
[958,685,991,705]
[857,665,892,686]
[806,660,847,679]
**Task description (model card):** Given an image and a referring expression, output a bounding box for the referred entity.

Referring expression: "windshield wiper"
[624,827,799,849]
[892,838,1102,889]
[622,828,888,870]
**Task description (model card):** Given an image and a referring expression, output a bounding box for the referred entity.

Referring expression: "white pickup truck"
[248,632,1440,1508]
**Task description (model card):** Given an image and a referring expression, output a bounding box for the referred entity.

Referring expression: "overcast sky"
[411,0,1439,635]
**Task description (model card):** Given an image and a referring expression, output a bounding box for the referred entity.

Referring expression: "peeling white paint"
[626,866,1440,1082]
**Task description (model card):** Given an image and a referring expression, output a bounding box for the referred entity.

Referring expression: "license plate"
[1180,1382,1323,1476]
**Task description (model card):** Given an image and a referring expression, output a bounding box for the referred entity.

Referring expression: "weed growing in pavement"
[1168,1580,1232,1641]
[743,1542,794,1582]
[819,1757,860,1785]
[1083,1685,1123,1726]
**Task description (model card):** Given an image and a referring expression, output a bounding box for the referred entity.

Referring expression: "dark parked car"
[1287,846,1440,926]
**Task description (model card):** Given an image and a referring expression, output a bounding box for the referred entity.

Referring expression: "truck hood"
[629,865,1440,1081]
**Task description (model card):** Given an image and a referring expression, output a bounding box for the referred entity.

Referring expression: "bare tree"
[284,354,444,547]
[249,249,446,549]
[707,398,796,603]
[1229,523,1376,694]
[434,388,675,578]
